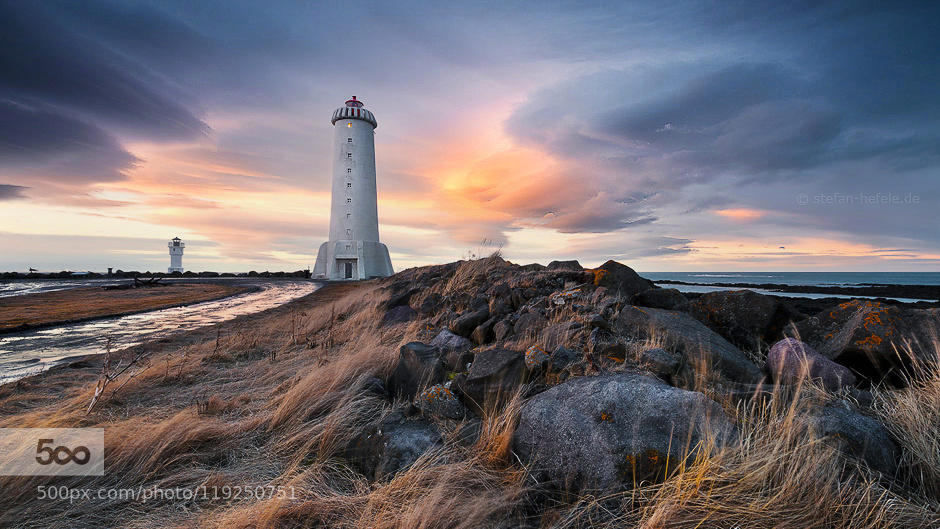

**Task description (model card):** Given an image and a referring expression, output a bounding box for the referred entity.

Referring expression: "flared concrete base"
[313,240,393,280]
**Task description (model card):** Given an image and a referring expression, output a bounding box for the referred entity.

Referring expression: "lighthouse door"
[344,262,353,279]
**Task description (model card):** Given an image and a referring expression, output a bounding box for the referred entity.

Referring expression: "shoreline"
[0,283,257,335]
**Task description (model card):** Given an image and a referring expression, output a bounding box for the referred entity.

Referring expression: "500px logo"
[34,439,91,466]
[0,428,103,476]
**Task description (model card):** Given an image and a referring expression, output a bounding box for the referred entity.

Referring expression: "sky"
[1,0,938,273]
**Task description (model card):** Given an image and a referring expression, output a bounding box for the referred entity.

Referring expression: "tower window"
[347,153,352,158]
[346,229,352,238]
[346,198,351,203]
[347,168,351,173]
[346,182,352,188]
[347,138,352,143]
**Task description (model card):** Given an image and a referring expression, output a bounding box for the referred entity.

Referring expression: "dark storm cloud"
[503,2,940,238]
[0,102,138,183]
[0,184,27,200]
[0,1,210,139]
[0,0,209,189]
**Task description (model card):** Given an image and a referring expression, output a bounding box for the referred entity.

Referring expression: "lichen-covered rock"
[345,410,441,481]
[689,290,792,351]
[386,342,446,400]
[632,288,689,311]
[548,287,581,306]
[513,374,736,492]
[616,305,763,384]
[524,345,550,370]
[803,402,899,476]
[766,338,856,390]
[586,260,656,298]
[415,382,467,419]
[449,307,490,338]
[455,347,525,411]
[795,301,939,384]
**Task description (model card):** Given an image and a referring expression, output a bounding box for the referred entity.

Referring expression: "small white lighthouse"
[313,96,394,280]
[168,237,185,273]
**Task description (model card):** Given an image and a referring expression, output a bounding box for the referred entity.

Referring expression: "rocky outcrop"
[513,374,736,492]
[689,290,793,351]
[615,306,763,384]
[766,338,856,390]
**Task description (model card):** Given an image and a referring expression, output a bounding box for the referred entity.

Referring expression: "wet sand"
[0,283,251,333]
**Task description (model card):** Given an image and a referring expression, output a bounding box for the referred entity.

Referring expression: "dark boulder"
[512,373,736,493]
[639,347,682,379]
[416,292,443,315]
[616,305,763,384]
[550,345,580,371]
[803,403,900,476]
[429,329,473,352]
[587,327,626,363]
[632,288,689,311]
[471,318,497,345]
[493,320,513,341]
[588,260,656,298]
[455,347,525,411]
[513,311,548,340]
[688,290,793,351]
[382,305,417,326]
[766,338,856,390]
[449,308,490,338]
[547,260,583,271]
[386,342,446,400]
[345,410,441,481]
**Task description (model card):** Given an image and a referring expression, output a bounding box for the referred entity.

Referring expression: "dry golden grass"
[1,270,939,528]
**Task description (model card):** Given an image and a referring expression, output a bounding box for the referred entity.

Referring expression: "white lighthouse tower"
[168,237,184,273]
[313,96,394,280]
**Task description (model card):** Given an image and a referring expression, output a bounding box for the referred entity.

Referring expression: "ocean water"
[639,272,940,287]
